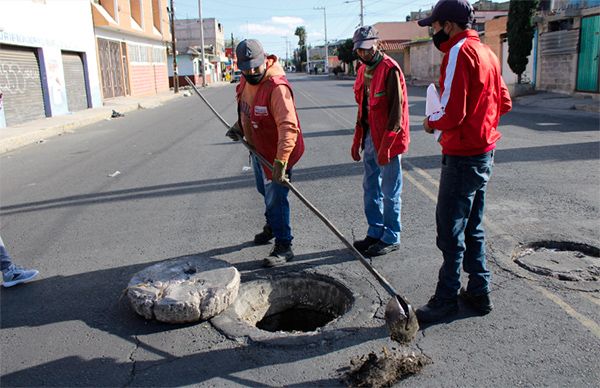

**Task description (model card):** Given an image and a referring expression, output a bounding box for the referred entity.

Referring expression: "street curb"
[0,93,184,155]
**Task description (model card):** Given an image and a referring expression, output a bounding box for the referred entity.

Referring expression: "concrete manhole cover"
[212,273,380,346]
[127,255,240,323]
[514,241,600,282]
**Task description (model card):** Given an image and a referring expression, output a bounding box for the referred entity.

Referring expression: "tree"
[294,26,307,71]
[337,38,357,75]
[507,0,539,83]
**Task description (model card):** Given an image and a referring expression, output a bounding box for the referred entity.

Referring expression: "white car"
[231,70,242,83]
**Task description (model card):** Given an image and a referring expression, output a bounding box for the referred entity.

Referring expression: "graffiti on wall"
[0,63,39,95]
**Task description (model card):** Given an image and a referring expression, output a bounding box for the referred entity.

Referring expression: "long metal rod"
[183,76,411,313]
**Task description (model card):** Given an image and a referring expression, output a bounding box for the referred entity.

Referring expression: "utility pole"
[344,0,364,27]
[231,33,235,73]
[281,36,290,69]
[313,6,328,73]
[306,43,310,73]
[169,0,178,93]
[360,0,364,26]
[198,0,207,87]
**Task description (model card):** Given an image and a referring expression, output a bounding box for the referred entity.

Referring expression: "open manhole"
[234,275,353,333]
[211,273,376,346]
[514,241,600,282]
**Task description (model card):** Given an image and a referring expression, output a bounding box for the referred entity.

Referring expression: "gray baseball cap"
[352,26,379,50]
[235,39,266,70]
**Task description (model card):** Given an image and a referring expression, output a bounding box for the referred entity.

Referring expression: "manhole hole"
[211,272,379,346]
[234,276,352,333]
[514,241,600,282]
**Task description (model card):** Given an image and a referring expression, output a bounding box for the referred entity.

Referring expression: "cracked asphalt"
[1,74,599,386]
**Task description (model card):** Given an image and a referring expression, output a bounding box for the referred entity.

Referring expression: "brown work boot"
[415,295,458,324]
[254,224,274,245]
[353,236,379,255]
[263,242,294,267]
[460,288,493,315]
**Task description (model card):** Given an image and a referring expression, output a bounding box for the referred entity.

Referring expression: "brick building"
[91,0,171,98]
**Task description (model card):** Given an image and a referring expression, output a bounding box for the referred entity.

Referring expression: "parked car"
[231,70,242,83]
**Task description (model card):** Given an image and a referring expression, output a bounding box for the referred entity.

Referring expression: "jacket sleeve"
[499,76,512,115]
[385,68,403,132]
[427,49,470,131]
[269,85,299,163]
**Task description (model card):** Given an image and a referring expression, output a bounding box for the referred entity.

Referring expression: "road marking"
[531,284,600,339]
[294,83,599,338]
[583,293,600,307]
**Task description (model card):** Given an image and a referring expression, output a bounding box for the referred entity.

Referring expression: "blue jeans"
[434,150,494,299]
[252,155,293,244]
[362,133,403,245]
[0,235,14,271]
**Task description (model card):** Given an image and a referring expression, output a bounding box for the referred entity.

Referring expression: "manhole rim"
[211,271,381,346]
[511,240,600,286]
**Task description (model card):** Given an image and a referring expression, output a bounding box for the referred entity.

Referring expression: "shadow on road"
[0,242,385,386]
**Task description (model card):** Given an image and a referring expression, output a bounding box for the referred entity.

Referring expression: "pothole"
[211,272,380,346]
[514,241,600,282]
[233,275,352,332]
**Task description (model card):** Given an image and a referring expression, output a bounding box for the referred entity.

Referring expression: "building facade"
[536,0,600,94]
[0,0,102,128]
[91,0,171,98]
[172,18,226,85]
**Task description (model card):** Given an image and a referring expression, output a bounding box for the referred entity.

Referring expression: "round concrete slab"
[127,255,240,323]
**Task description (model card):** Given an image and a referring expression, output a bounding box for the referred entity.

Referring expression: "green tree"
[294,26,307,71]
[507,0,539,83]
[337,38,356,75]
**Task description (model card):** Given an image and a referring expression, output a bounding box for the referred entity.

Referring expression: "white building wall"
[0,0,102,126]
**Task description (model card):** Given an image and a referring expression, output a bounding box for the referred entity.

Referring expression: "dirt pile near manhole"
[343,347,431,387]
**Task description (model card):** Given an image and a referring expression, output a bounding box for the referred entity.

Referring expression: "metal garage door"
[62,51,89,112]
[0,44,47,126]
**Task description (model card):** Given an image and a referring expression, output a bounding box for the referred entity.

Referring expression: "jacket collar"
[439,29,479,53]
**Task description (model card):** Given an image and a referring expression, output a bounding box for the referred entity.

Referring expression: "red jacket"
[353,54,410,159]
[428,29,512,156]
[236,75,304,179]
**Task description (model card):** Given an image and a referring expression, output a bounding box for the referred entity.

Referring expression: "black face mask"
[243,71,265,85]
[358,51,382,66]
[432,28,450,51]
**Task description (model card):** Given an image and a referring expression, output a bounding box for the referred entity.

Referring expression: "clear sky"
[174,0,453,58]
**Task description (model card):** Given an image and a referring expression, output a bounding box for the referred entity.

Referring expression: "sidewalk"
[512,91,600,113]
[0,82,230,155]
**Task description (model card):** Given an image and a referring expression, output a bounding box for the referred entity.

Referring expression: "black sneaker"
[460,288,493,315]
[415,295,458,324]
[365,241,400,257]
[254,224,274,245]
[263,242,294,267]
[353,236,379,254]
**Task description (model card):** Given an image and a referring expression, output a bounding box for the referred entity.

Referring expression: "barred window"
[128,44,167,64]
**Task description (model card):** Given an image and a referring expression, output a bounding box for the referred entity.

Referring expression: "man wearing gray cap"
[226,39,304,267]
[350,26,411,258]
[416,0,512,323]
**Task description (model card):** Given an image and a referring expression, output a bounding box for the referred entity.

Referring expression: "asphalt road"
[1,73,599,386]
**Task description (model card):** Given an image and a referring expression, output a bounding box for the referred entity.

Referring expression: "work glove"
[272,159,288,184]
[377,132,397,166]
[226,122,243,141]
[351,143,361,162]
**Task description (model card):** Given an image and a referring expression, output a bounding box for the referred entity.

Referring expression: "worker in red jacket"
[350,25,410,257]
[416,0,512,323]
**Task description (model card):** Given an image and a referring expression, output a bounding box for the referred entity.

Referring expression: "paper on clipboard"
[425,83,443,142]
